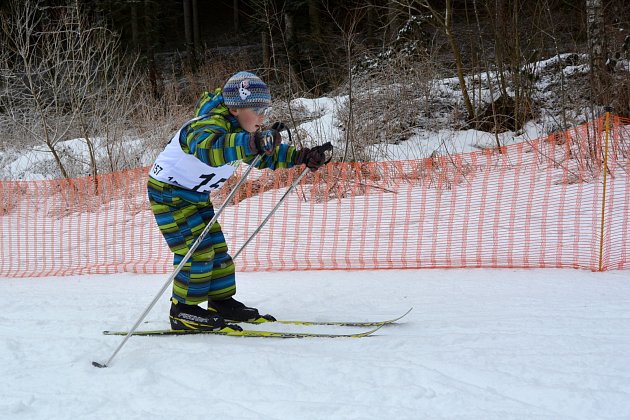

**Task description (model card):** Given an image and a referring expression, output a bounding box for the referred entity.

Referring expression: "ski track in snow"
[1,268,630,420]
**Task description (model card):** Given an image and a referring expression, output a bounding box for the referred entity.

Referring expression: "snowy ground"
[2,268,630,420]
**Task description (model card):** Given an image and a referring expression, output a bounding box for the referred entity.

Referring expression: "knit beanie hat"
[222,71,271,108]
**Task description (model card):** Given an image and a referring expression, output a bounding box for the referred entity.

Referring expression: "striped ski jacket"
[186,88,299,170]
[149,89,301,194]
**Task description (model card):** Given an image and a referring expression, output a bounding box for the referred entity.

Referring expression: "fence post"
[598,109,612,271]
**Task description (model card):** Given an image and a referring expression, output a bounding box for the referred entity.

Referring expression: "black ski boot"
[170,300,242,331]
[208,297,276,323]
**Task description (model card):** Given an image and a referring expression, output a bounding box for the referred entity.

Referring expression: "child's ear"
[228,108,239,117]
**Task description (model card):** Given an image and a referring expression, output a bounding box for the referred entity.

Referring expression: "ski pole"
[233,142,334,260]
[232,166,309,261]
[92,154,262,369]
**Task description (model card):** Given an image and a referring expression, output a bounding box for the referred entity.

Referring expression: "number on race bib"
[208,178,228,190]
[191,173,229,192]
[152,164,163,176]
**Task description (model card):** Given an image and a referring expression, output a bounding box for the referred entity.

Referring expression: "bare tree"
[130,1,139,48]
[143,0,160,99]
[0,0,142,180]
[181,0,200,67]
[387,0,403,43]
[247,0,280,81]
[1,1,76,178]
[308,0,322,42]
[395,0,476,121]
[233,0,240,32]
[586,0,607,103]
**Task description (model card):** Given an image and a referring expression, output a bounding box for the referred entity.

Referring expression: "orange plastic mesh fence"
[0,116,628,277]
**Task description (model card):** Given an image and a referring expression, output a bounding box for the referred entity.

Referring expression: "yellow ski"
[244,307,413,327]
[103,324,384,338]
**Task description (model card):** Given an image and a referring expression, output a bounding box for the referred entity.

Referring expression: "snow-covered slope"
[2,268,629,420]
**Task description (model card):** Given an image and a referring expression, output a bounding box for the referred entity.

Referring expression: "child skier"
[147,71,328,331]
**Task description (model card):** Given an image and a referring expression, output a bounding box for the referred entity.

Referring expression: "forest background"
[1,0,629,180]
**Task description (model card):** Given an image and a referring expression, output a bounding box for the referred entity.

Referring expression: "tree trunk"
[130,2,139,49]
[308,0,321,41]
[144,0,160,98]
[192,0,200,51]
[284,10,303,88]
[444,0,475,121]
[366,0,375,44]
[586,0,607,102]
[183,0,195,70]
[262,30,270,71]
[285,11,296,52]
[46,139,70,180]
[492,0,510,97]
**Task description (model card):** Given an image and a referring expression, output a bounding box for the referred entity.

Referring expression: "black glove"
[271,121,292,143]
[295,144,329,171]
[271,121,287,132]
[253,129,282,155]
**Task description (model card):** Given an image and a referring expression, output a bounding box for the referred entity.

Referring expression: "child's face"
[229,107,269,133]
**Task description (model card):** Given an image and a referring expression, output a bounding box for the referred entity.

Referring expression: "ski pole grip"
[271,121,292,144]
[320,142,334,164]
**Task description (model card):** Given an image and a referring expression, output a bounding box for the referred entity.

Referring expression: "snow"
[0,136,152,181]
[289,96,346,147]
[287,94,552,161]
[364,120,547,160]
[2,268,630,420]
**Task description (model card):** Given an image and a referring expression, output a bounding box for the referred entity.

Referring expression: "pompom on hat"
[222,71,271,108]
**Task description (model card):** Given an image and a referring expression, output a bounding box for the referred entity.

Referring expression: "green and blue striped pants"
[147,177,236,305]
